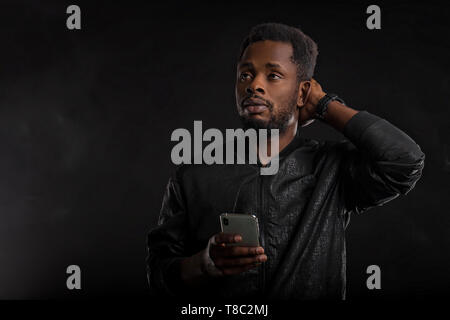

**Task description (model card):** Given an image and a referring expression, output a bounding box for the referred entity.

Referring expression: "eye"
[239,72,252,81]
[268,73,281,80]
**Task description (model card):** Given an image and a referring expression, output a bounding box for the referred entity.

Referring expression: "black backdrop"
[0,1,449,299]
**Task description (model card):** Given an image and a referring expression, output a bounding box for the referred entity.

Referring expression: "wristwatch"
[315,93,346,120]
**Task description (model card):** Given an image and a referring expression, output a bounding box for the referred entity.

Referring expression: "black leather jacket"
[146,111,425,300]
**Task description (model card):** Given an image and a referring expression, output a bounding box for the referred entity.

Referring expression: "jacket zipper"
[257,174,266,295]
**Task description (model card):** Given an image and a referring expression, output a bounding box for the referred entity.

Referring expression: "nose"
[245,76,265,95]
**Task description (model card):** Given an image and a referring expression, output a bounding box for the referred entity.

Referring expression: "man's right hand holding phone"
[179,232,267,287]
[209,232,267,275]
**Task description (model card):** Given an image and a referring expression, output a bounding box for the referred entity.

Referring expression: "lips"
[246,105,268,113]
[243,98,269,114]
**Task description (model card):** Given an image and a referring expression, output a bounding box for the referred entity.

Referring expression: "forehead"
[239,40,295,69]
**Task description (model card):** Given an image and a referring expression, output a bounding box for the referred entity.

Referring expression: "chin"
[240,116,270,131]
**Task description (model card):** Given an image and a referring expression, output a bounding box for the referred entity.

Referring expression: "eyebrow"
[239,62,284,70]
[266,62,283,69]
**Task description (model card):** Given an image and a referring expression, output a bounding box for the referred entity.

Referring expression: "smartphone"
[219,213,260,247]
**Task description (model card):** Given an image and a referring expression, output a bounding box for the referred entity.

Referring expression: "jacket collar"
[251,125,304,167]
[278,125,304,159]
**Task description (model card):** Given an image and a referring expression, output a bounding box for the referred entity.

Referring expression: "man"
[146,23,425,300]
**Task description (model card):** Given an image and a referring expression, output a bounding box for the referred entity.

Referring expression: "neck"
[258,121,298,165]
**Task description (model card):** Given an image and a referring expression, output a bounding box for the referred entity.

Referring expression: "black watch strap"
[315,93,345,119]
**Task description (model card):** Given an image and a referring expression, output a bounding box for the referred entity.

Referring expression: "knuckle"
[217,232,226,240]
[230,247,240,256]
[245,264,255,270]
[214,258,224,267]
[235,258,245,266]
[222,269,233,276]
[229,259,238,267]
[221,234,231,243]
[209,248,218,256]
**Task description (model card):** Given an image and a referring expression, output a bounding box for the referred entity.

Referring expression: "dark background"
[0,0,449,299]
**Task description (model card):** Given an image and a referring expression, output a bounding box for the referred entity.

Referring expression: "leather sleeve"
[341,111,425,215]
[146,168,189,296]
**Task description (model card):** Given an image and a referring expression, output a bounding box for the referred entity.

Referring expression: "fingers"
[212,245,264,257]
[311,78,323,91]
[209,233,268,276]
[213,232,242,245]
[214,254,267,268]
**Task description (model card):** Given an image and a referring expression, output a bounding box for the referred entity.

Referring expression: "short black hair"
[238,22,318,82]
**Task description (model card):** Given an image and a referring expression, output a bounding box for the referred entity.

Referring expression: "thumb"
[201,235,224,277]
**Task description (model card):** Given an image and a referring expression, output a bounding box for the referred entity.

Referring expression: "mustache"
[241,95,274,110]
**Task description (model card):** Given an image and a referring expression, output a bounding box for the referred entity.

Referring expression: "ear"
[297,80,311,108]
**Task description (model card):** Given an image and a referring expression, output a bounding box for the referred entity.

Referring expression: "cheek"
[273,87,298,110]
[235,84,245,99]
[235,85,242,101]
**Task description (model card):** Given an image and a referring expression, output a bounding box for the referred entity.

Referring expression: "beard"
[239,89,298,134]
